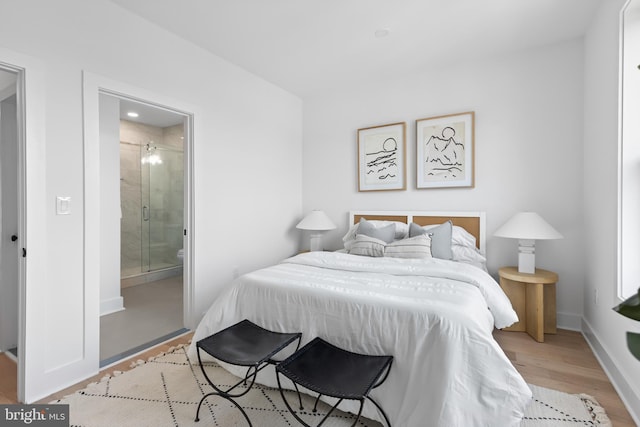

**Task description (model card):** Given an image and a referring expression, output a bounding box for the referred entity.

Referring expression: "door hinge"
[22,248,26,257]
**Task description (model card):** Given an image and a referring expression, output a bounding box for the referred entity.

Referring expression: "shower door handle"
[142,206,150,221]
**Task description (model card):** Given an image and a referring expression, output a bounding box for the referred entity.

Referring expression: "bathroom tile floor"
[100,275,185,365]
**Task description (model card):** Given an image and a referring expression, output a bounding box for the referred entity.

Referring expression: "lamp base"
[518,239,536,274]
[309,234,323,252]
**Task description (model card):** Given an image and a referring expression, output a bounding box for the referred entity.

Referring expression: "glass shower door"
[140,144,184,273]
[120,137,184,280]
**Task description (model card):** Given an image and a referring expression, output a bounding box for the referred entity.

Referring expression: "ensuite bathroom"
[100,96,187,366]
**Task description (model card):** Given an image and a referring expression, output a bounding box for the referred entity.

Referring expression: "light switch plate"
[56,196,71,215]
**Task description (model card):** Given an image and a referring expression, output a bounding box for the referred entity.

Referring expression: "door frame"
[82,72,196,372]
[0,58,29,403]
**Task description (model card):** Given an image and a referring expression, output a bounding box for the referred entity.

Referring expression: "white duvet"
[188,251,532,427]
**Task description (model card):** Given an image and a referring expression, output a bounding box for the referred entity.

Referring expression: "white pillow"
[349,234,386,257]
[451,226,477,248]
[384,234,432,259]
[451,244,486,264]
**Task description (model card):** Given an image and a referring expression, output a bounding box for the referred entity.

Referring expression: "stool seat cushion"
[197,319,301,366]
[277,337,393,400]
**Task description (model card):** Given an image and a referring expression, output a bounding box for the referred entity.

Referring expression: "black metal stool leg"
[312,393,322,412]
[193,321,303,426]
[195,346,260,426]
[194,392,253,426]
[345,399,365,427]
[277,371,306,424]
[195,391,214,421]
[316,397,345,427]
[195,392,253,426]
[366,396,392,427]
[293,381,304,410]
[275,338,394,427]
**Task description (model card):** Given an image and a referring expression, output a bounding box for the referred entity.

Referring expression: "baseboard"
[582,318,640,426]
[557,311,582,331]
[121,266,182,288]
[100,296,124,316]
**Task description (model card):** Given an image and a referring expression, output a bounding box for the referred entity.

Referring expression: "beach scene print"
[421,121,466,182]
[364,133,400,186]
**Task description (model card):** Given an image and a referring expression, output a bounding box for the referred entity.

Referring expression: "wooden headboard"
[349,211,486,254]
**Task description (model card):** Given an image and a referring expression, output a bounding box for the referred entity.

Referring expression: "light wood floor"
[0,329,637,426]
[494,329,636,427]
[0,332,193,404]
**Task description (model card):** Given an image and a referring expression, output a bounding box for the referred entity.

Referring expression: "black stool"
[194,319,302,426]
[276,337,393,427]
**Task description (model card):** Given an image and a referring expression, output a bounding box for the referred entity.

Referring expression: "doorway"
[0,65,23,399]
[99,92,189,366]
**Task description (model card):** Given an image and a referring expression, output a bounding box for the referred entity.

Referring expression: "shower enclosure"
[120,121,184,282]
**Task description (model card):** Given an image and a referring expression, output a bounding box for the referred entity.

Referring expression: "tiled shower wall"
[120,120,184,279]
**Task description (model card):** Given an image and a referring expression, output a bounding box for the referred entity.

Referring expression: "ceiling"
[116,96,185,127]
[108,0,602,98]
[0,68,17,94]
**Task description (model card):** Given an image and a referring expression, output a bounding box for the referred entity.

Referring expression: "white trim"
[582,318,640,425]
[82,71,198,368]
[0,61,24,401]
[616,2,628,304]
[182,112,196,329]
[349,210,487,254]
[0,48,47,403]
[99,297,124,316]
[617,1,627,304]
[556,312,582,331]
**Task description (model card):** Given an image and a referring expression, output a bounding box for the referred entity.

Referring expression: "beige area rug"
[53,345,611,427]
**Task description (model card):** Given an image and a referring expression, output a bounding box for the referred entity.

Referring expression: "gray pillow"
[357,218,396,243]
[409,221,453,260]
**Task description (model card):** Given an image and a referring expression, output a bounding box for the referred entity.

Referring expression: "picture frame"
[416,111,475,189]
[357,122,406,192]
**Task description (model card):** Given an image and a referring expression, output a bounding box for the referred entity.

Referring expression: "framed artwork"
[416,111,475,189]
[357,122,406,192]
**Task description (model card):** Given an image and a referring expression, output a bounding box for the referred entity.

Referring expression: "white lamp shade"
[493,212,563,240]
[296,210,336,231]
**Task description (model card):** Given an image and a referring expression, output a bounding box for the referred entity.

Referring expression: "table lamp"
[296,210,336,251]
[613,288,640,360]
[493,212,563,274]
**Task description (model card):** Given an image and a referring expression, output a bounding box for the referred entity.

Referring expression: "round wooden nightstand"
[498,267,558,342]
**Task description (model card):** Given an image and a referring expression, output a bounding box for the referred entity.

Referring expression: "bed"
[188,211,532,426]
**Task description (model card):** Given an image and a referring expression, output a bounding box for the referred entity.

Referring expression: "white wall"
[0,0,302,402]
[98,93,123,316]
[583,0,640,423]
[303,40,586,329]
